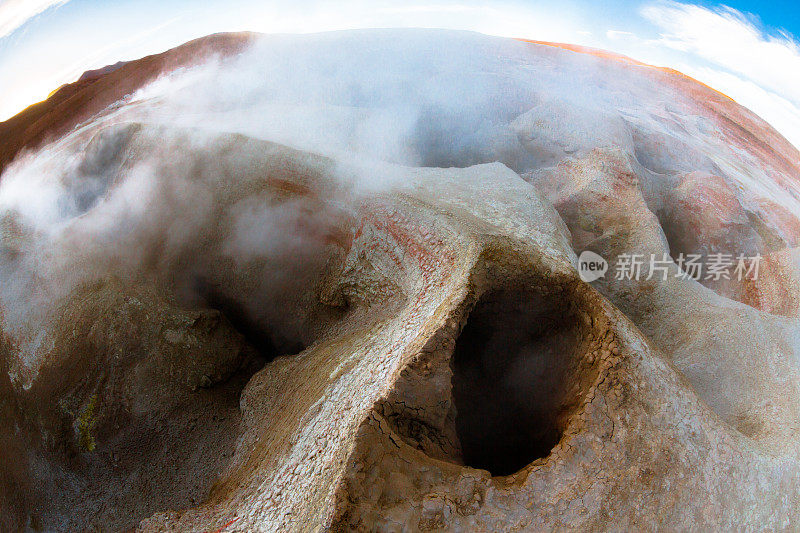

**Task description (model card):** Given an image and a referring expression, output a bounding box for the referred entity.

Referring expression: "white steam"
[0,28,797,387]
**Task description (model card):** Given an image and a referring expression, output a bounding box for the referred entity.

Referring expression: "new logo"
[578,250,608,282]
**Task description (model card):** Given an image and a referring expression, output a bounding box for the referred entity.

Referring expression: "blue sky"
[693,0,799,35]
[1,0,799,147]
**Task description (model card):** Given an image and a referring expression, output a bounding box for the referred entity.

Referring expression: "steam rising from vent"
[1,29,797,388]
[122,31,541,168]
[0,123,357,385]
[2,28,800,533]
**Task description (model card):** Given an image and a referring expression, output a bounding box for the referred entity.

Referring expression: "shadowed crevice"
[450,288,582,476]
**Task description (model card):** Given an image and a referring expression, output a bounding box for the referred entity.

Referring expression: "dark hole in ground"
[451,288,581,476]
[195,279,306,363]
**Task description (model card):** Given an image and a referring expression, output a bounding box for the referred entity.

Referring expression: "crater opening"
[196,280,307,363]
[450,286,588,476]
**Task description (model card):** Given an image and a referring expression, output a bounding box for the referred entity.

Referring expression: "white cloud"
[642,2,800,106]
[606,30,635,40]
[639,1,800,147]
[378,4,479,14]
[0,0,69,37]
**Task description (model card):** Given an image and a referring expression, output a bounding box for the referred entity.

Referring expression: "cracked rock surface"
[0,29,799,531]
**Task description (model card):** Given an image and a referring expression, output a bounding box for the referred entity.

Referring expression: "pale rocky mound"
[0,29,799,532]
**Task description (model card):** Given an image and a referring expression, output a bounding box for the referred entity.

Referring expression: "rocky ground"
[0,29,799,531]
